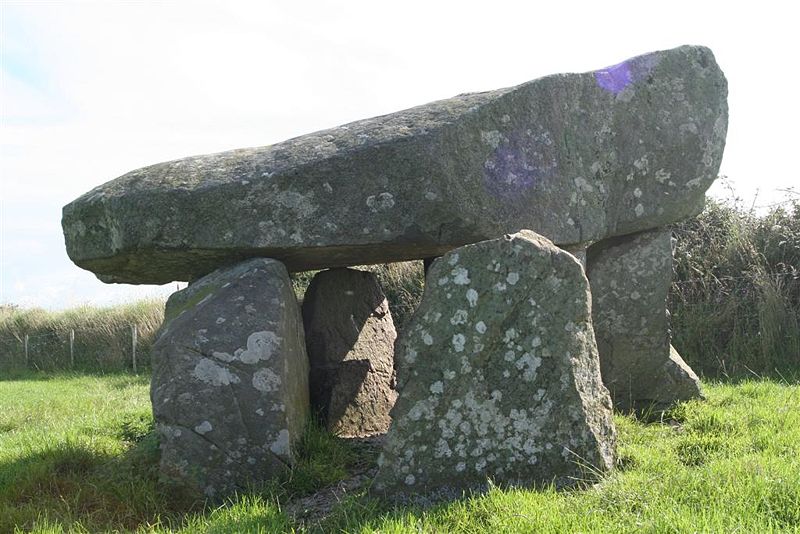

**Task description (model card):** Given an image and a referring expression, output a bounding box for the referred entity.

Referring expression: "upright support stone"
[151,258,310,499]
[587,229,702,413]
[301,268,397,437]
[374,231,616,499]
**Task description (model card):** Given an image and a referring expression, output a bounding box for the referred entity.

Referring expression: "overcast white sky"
[1,0,798,309]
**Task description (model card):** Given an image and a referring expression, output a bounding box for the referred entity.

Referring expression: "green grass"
[1,372,798,532]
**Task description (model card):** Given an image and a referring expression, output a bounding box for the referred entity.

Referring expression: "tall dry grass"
[0,299,164,372]
[670,196,800,378]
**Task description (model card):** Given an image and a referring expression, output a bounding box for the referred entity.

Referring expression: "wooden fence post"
[69,329,75,368]
[131,324,138,373]
[24,334,29,368]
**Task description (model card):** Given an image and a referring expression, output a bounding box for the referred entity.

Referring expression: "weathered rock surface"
[374,231,616,498]
[301,268,397,437]
[151,258,309,498]
[63,45,727,284]
[587,229,702,412]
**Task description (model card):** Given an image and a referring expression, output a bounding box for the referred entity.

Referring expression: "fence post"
[69,329,75,368]
[131,324,138,374]
[24,334,29,368]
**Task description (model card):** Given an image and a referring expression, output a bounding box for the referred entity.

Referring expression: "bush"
[670,195,800,378]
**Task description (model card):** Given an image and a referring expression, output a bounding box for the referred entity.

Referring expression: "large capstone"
[587,229,702,412]
[151,258,310,499]
[63,45,727,284]
[301,268,397,437]
[374,230,616,498]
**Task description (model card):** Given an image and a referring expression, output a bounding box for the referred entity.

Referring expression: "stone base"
[151,258,310,499]
[587,229,702,413]
[374,231,616,498]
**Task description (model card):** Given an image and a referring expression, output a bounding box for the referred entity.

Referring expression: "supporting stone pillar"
[151,258,310,499]
[375,231,616,499]
[587,229,702,413]
[302,268,397,437]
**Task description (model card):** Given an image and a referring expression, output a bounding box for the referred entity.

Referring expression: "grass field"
[1,371,798,533]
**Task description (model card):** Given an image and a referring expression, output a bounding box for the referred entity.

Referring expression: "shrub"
[670,194,800,378]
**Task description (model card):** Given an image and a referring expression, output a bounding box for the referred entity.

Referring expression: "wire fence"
[0,323,152,373]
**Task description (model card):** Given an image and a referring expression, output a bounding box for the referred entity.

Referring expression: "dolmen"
[62,44,727,499]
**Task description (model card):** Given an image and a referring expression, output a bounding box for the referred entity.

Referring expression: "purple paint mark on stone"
[594,61,633,94]
[483,131,557,199]
[594,53,661,95]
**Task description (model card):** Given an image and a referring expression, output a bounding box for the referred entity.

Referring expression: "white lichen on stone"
[506,272,520,285]
[516,352,543,381]
[194,420,213,434]
[573,176,594,192]
[421,331,434,346]
[480,130,502,149]
[252,368,281,392]
[452,333,466,352]
[212,351,235,362]
[192,358,240,386]
[451,266,471,285]
[475,321,487,334]
[236,331,280,364]
[466,288,479,307]
[503,328,518,343]
[270,429,290,456]
[366,192,395,212]
[450,309,469,325]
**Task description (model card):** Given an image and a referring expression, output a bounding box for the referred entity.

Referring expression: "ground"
[0,370,798,533]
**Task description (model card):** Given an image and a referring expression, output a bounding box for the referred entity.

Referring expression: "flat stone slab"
[63,45,727,284]
[302,268,397,437]
[587,229,702,412]
[151,258,309,499]
[373,231,616,498]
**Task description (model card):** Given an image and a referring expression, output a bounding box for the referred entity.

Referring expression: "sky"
[1,0,798,309]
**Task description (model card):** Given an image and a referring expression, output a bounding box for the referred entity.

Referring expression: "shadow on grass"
[0,428,200,533]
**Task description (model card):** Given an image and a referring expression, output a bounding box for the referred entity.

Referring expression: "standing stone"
[587,229,702,413]
[151,258,310,499]
[301,268,397,437]
[374,231,616,499]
